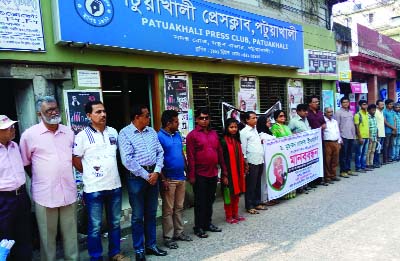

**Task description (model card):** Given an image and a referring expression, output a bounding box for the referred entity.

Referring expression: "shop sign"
[0,0,45,51]
[53,0,304,67]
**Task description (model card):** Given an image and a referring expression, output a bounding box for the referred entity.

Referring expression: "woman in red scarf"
[221,118,246,224]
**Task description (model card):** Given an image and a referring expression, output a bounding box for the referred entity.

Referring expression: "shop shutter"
[303,79,322,102]
[259,77,287,113]
[192,73,234,133]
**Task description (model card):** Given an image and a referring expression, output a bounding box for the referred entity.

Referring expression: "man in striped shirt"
[118,104,166,261]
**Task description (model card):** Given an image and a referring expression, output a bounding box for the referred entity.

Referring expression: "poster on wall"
[322,90,334,112]
[0,0,45,51]
[287,79,303,119]
[164,73,191,144]
[396,81,400,103]
[64,90,102,202]
[335,93,344,111]
[239,77,258,112]
[77,70,101,88]
[297,49,337,75]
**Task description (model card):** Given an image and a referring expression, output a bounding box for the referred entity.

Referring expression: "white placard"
[0,0,45,51]
[77,70,101,88]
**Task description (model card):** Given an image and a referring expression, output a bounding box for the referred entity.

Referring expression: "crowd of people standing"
[0,94,398,261]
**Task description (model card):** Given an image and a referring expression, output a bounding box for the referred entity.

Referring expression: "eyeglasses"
[44,107,60,114]
[140,114,151,118]
[198,116,209,121]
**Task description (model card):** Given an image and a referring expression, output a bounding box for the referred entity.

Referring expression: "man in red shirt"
[187,108,227,238]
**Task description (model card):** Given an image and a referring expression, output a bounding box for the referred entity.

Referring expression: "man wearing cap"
[20,96,79,261]
[0,115,32,260]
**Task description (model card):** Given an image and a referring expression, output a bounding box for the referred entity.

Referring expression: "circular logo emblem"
[75,0,114,27]
[267,153,288,191]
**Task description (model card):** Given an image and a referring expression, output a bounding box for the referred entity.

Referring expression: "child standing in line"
[221,118,247,223]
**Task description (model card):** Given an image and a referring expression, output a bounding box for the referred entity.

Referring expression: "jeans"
[84,188,122,260]
[373,137,385,166]
[339,138,354,172]
[127,175,159,253]
[355,138,369,170]
[392,135,400,160]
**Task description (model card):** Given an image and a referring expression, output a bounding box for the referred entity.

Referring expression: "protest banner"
[264,128,323,200]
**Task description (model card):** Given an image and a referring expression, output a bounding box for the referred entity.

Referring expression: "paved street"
[46,161,400,261]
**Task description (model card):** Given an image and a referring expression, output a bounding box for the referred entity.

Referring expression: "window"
[368,13,374,23]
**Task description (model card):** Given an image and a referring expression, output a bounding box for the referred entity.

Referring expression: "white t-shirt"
[73,126,121,193]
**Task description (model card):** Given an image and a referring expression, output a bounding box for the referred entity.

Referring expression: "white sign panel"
[77,70,101,88]
[0,0,45,51]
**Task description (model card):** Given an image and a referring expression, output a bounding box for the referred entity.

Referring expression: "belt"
[324,140,338,142]
[0,184,26,196]
[141,164,156,173]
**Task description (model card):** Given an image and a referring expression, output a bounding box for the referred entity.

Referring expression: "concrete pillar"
[32,75,53,101]
[368,75,378,104]
[388,79,397,101]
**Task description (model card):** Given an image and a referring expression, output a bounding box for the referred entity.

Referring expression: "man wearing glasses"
[20,96,79,261]
[307,95,328,187]
[118,104,166,260]
[0,115,32,260]
[187,108,227,238]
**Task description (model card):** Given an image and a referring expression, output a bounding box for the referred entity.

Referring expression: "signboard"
[298,49,337,75]
[265,128,323,200]
[0,0,45,51]
[337,55,351,82]
[77,70,101,88]
[164,73,191,144]
[52,0,304,67]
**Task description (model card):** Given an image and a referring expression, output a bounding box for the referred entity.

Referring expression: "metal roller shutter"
[259,77,287,113]
[192,73,234,134]
[303,80,322,102]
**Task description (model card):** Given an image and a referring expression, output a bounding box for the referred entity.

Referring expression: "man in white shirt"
[73,101,127,261]
[323,107,342,184]
[240,111,266,214]
[373,100,385,168]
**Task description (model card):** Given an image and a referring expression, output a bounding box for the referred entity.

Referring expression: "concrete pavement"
[40,161,400,260]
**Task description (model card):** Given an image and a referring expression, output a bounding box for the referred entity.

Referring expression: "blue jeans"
[127,175,159,253]
[392,135,400,160]
[355,138,369,170]
[373,137,385,165]
[339,138,354,172]
[84,187,122,260]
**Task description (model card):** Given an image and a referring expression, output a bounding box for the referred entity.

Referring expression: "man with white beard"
[20,96,79,261]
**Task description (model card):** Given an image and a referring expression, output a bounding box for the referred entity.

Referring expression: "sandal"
[226,218,239,224]
[247,209,259,214]
[164,239,178,249]
[255,205,268,210]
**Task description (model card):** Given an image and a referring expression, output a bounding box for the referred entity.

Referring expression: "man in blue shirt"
[158,110,192,250]
[118,105,166,261]
[383,99,397,163]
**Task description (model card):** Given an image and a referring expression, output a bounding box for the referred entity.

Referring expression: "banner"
[238,76,257,112]
[221,101,281,129]
[265,128,323,200]
[164,72,191,144]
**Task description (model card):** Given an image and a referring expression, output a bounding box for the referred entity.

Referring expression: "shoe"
[135,252,146,261]
[331,177,341,181]
[164,239,178,249]
[365,168,373,171]
[321,182,329,186]
[255,204,268,210]
[340,172,349,178]
[327,180,334,184]
[173,232,192,241]
[359,169,367,173]
[193,227,208,238]
[348,171,358,176]
[309,184,317,188]
[374,164,381,168]
[233,215,246,222]
[205,224,222,232]
[305,186,312,190]
[226,218,239,224]
[145,246,167,256]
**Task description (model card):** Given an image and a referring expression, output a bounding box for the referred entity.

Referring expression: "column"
[367,75,378,103]
[388,79,397,101]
